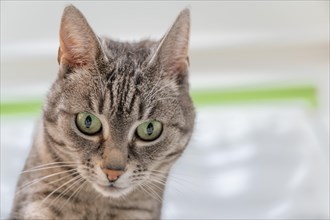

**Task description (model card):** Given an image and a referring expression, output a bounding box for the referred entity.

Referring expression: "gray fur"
[11,5,195,220]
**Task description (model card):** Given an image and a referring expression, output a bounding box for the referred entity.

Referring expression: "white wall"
[1,1,329,116]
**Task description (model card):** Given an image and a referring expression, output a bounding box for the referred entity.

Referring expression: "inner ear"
[58,5,101,69]
[148,8,190,75]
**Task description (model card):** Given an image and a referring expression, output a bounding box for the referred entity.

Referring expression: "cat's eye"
[76,112,102,135]
[136,120,163,141]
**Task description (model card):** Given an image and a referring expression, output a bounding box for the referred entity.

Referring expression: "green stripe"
[191,86,317,107]
[0,85,317,116]
[1,100,43,115]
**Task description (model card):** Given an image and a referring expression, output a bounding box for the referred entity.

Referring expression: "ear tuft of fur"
[149,8,190,74]
[58,5,100,68]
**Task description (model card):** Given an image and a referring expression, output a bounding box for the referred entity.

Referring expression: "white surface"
[1,106,329,219]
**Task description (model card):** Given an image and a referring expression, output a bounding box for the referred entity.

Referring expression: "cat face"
[43,5,195,198]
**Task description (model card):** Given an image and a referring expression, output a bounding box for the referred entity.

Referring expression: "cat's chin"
[92,183,133,198]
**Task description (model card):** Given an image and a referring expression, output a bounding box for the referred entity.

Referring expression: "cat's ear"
[148,8,190,74]
[58,5,103,70]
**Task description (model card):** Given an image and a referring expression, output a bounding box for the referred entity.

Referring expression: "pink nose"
[102,169,124,182]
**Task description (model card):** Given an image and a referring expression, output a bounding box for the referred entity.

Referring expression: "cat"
[10,4,195,220]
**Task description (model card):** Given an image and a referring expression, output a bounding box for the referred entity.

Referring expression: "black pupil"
[85,115,92,128]
[146,123,154,135]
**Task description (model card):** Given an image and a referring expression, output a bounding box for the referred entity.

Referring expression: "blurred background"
[1,1,329,219]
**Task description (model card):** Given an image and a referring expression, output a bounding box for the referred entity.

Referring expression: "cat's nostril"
[102,168,124,182]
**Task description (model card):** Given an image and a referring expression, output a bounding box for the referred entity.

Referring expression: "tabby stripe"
[43,111,58,124]
[138,102,145,120]
[107,69,116,108]
[146,105,157,118]
[170,123,189,134]
[98,92,105,114]
[59,109,73,116]
[108,213,117,219]
[116,206,152,213]
[44,127,65,147]
[44,128,75,164]
[165,149,183,159]
[111,75,119,115]
[127,88,137,113]
[117,74,127,113]
[48,204,64,218]
[109,86,114,113]
[44,139,64,164]
[134,73,142,86]
[122,74,132,112]
[40,191,71,202]
[107,66,116,83]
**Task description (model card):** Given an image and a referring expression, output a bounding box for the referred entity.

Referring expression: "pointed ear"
[58,5,102,69]
[148,8,190,74]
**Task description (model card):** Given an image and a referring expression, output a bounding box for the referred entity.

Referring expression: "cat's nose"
[102,168,124,182]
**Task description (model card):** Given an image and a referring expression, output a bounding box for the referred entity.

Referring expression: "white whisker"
[142,183,162,203]
[149,170,200,192]
[147,180,165,192]
[24,162,79,172]
[40,175,82,206]
[137,182,160,202]
[151,176,185,196]
[21,165,78,174]
[48,177,84,209]
[16,169,78,195]
[55,178,86,212]
[149,169,194,183]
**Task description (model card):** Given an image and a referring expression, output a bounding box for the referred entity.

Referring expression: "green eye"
[136,120,163,141]
[76,112,102,135]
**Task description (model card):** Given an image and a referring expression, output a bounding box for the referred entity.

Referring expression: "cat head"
[44,5,195,198]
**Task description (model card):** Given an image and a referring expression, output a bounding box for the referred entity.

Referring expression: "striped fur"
[11,5,195,220]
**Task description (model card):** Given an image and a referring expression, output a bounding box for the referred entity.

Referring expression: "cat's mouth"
[98,183,125,190]
[93,183,132,198]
